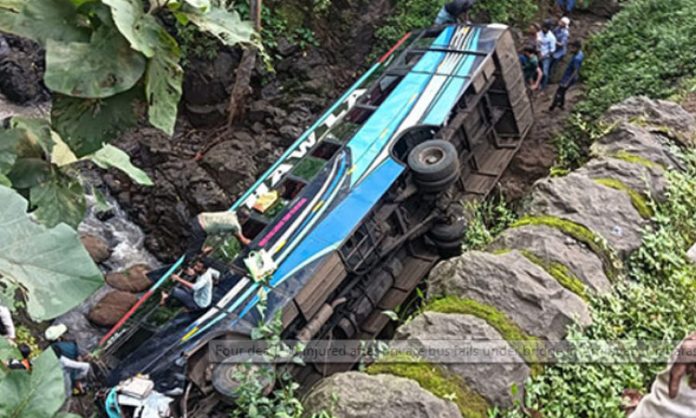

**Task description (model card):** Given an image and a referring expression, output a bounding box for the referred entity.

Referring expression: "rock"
[105,264,152,293]
[0,36,48,104]
[602,97,696,146]
[87,290,138,327]
[585,0,622,17]
[201,140,259,196]
[80,234,111,263]
[528,173,647,258]
[303,372,462,418]
[428,251,591,340]
[395,312,529,407]
[591,123,680,170]
[575,157,667,201]
[688,243,696,265]
[489,225,611,294]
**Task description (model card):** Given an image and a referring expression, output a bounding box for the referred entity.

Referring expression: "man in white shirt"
[163,263,221,311]
[630,332,696,417]
[0,304,16,344]
[538,20,557,90]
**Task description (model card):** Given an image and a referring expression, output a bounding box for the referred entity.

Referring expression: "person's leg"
[550,85,566,110]
[170,287,199,311]
[59,356,91,384]
[541,57,553,90]
[559,85,569,109]
[566,0,576,13]
[185,218,207,260]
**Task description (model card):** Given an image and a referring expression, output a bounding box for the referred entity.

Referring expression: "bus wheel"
[429,219,467,243]
[212,356,274,403]
[407,140,459,183]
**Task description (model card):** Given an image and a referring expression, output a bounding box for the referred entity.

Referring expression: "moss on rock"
[594,177,654,219]
[367,351,490,418]
[519,251,589,301]
[610,150,665,170]
[511,215,623,282]
[424,296,543,375]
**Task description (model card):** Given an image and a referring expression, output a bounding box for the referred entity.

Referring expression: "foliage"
[0,185,102,321]
[0,343,67,418]
[425,296,543,374]
[367,351,490,418]
[552,0,696,170]
[372,0,537,58]
[462,197,517,251]
[14,326,40,359]
[1,116,152,228]
[507,150,696,418]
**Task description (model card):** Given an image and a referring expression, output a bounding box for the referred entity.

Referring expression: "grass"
[593,178,654,219]
[425,296,543,375]
[367,351,490,418]
[519,251,588,301]
[511,215,623,282]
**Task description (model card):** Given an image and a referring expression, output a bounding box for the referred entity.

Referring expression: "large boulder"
[80,234,111,264]
[591,123,681,170]
[528,173,647,258]
[489,225,611,294]
[395,312,529,407]
[428,251,591,341]
[575,157,667,201]
[87,290,138,327]
[303,372,462,418]
[105,264,152,293]
[602,97,696,146]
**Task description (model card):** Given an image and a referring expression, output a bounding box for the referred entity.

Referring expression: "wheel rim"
[419,146,445,166]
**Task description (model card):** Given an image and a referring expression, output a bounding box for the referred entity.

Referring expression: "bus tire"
[429,219,467,243]
[408,140,459,182]
[415,169,459,193]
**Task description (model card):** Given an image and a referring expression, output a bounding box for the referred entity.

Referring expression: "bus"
[99,22,533,413]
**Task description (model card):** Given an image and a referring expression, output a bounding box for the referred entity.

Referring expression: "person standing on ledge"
[186,208,252,258]
[434,0,477,25]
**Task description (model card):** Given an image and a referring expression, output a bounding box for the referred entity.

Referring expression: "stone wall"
[302,97,696,417]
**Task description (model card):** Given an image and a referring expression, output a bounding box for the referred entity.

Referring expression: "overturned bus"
[99,22,533,414]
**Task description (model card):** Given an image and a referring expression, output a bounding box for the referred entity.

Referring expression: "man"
[186,208,252,259]
[6,344,32,371]
[519,45,542,90]
[0,303,16,344]
[161,262,220,311]
[550,17,570,77]
[434,0,476,25]
[46,324,91,395]
[538,20,557,90]
[556,0,576,14]
[630,332,696,417]
[549,40,583,111]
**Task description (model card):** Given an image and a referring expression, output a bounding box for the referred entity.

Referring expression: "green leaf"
[51,88,142,157]
[102,0,160,58]
[30,172,86,228]
[10,117,54,158]
[88,144,153,186]
[0,174,11,187]
[0,185,102,321]
[0,127,21,174]
[0,0,89,46]
[183,0,210,11]
[145,30,183,135]
[7,158,52,189]
[0,337,19,363]
[0,348,66,418]
[44,25,146,99]
[49,132,78,167]
[185,6,255,47]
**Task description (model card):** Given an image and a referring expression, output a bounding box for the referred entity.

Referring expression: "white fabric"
[0,305,15,339]
[45,323,67,341]
[538,30,557,59]
[192,268,220,308]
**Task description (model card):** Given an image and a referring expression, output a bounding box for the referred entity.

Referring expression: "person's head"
[45,324,68,342]
[559,17,570,28]
[445,0,474,18]
[542,19,554,33]
[570,40,582,53]
[194,261,206,273]
[18,344,31,359]
[527,23,540,36]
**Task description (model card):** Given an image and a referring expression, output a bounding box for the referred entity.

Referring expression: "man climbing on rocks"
[549,40,583,111]
[519,45,542,90]
[186,208,252,259]
[434,0,476,25]
[46,324,92,395]
[0,303,16,344]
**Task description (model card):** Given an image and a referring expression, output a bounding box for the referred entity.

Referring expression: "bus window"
[311,142,341,160]
[292,156,327,181]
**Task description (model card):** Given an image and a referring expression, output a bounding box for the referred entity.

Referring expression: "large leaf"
[89,144,153,185]
[50,132,78,167]
[0,0,89,46]
[10,117,54,158]
[0,186,102,321]
[44,25,146,99]
[145,30,183,135]
[186,6,255,47]
[102,0,159,57]
[7,158,52,189]
[183,0,210,11]
[30,172,86,228]
[0,174,11,187]
[0,127,22,175]
[51,88,142,157]
[0,348,66,418]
